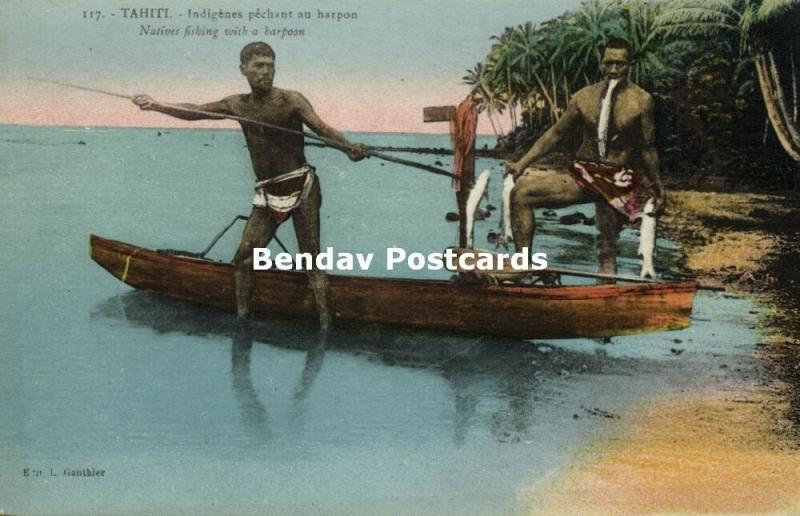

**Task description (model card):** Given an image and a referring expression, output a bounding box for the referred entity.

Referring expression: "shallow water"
[0,125,763,515]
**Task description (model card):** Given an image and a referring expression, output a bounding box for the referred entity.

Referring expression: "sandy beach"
[526,190,800,515]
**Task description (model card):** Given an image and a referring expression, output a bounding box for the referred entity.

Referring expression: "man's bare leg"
[510,170,591,253]
[292,179,331,331]
[510,180,536,252]
[594,200,626,280]
[233,208,277,319]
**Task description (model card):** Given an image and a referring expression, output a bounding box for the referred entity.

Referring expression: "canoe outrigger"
[90,234,696,339]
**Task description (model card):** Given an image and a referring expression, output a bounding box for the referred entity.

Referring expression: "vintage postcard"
[3,0,800,514]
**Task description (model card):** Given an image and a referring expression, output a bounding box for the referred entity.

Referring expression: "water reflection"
[231,322,329,439]
[289,332,327,435]
[231,324,272,441]
[93,291,646,445]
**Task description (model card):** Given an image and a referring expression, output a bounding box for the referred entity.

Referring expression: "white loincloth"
[253,164,315,212]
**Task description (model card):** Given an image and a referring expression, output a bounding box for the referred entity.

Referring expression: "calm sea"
[0,125,762,515]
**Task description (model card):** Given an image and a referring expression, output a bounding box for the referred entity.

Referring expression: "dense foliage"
[465,0,799,188]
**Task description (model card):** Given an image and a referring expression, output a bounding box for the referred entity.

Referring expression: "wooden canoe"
[89,234,697,339]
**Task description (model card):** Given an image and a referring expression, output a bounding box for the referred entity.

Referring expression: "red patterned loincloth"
[568,160,647,221]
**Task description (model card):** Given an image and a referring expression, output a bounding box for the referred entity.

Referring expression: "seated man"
[504,37,664,278]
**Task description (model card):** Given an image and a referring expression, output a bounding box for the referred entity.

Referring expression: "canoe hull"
[89,234,697,339]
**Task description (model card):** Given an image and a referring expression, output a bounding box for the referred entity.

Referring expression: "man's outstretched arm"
[293,92,365,161]
[132,95,235,121]
[505,98,581,179]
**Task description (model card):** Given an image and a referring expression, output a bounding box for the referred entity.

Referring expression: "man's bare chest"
[580,94,641,131]
[235,101,299,127]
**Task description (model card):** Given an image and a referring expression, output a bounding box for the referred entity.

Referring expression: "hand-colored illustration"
[3,1,800,514]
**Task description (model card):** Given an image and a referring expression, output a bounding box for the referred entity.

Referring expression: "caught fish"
[500,174,514,244]
[639,198,657,279]
[465,170,491,248]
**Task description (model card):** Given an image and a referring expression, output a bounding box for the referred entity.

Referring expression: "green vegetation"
[466,0,800,188]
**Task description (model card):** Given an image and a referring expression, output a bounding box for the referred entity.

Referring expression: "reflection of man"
[133,42,364,329]
[505,37,664,277]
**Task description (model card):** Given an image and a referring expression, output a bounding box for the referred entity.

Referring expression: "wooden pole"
[423,104,476,248]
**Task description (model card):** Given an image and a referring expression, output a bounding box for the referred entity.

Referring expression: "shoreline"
[528,189,800,514]
[662,190,800,436]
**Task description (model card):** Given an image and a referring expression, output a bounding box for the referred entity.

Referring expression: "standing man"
[505,37,664,278]
[133,42,365,329]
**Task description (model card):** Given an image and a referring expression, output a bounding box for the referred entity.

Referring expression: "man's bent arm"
[293,93,364,159]
[640,96,664,207]
[509,98,580,174]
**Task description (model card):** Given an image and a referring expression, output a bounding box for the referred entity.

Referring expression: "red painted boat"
[90,234,697,339]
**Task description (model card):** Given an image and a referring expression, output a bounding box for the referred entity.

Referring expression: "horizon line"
[0,121,499,138]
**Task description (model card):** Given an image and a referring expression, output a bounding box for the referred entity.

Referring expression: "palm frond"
[660,0,739,18]
[755,0,800,23]
[653,21,739,40]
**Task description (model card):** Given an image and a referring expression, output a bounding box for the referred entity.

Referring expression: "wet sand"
[526,191,800,515]
[662,191,800,436]
[527,391,800,514]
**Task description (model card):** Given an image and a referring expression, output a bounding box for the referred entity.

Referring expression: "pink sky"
[1,80,504,135]
[0,0,577,138]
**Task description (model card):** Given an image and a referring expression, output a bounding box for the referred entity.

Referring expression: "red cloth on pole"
[450,99,478,191]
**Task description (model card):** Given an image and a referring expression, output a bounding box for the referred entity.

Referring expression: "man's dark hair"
[605,36,635,61]
[240,42,275,64]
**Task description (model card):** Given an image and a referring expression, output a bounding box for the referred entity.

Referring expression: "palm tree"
[653,0,757,56]
[622,0,671,85]
[654,0,800,163]
[751,0,800,162]
[563,0,626,82]
[463,62,506,137]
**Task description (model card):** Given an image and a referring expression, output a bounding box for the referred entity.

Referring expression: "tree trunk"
[488,113,500,138]
[791,43,797,124]
[753,50,800,162]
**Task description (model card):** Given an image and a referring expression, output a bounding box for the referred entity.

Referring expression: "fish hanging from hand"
[639,198,657,279]
[464,169,491,248]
